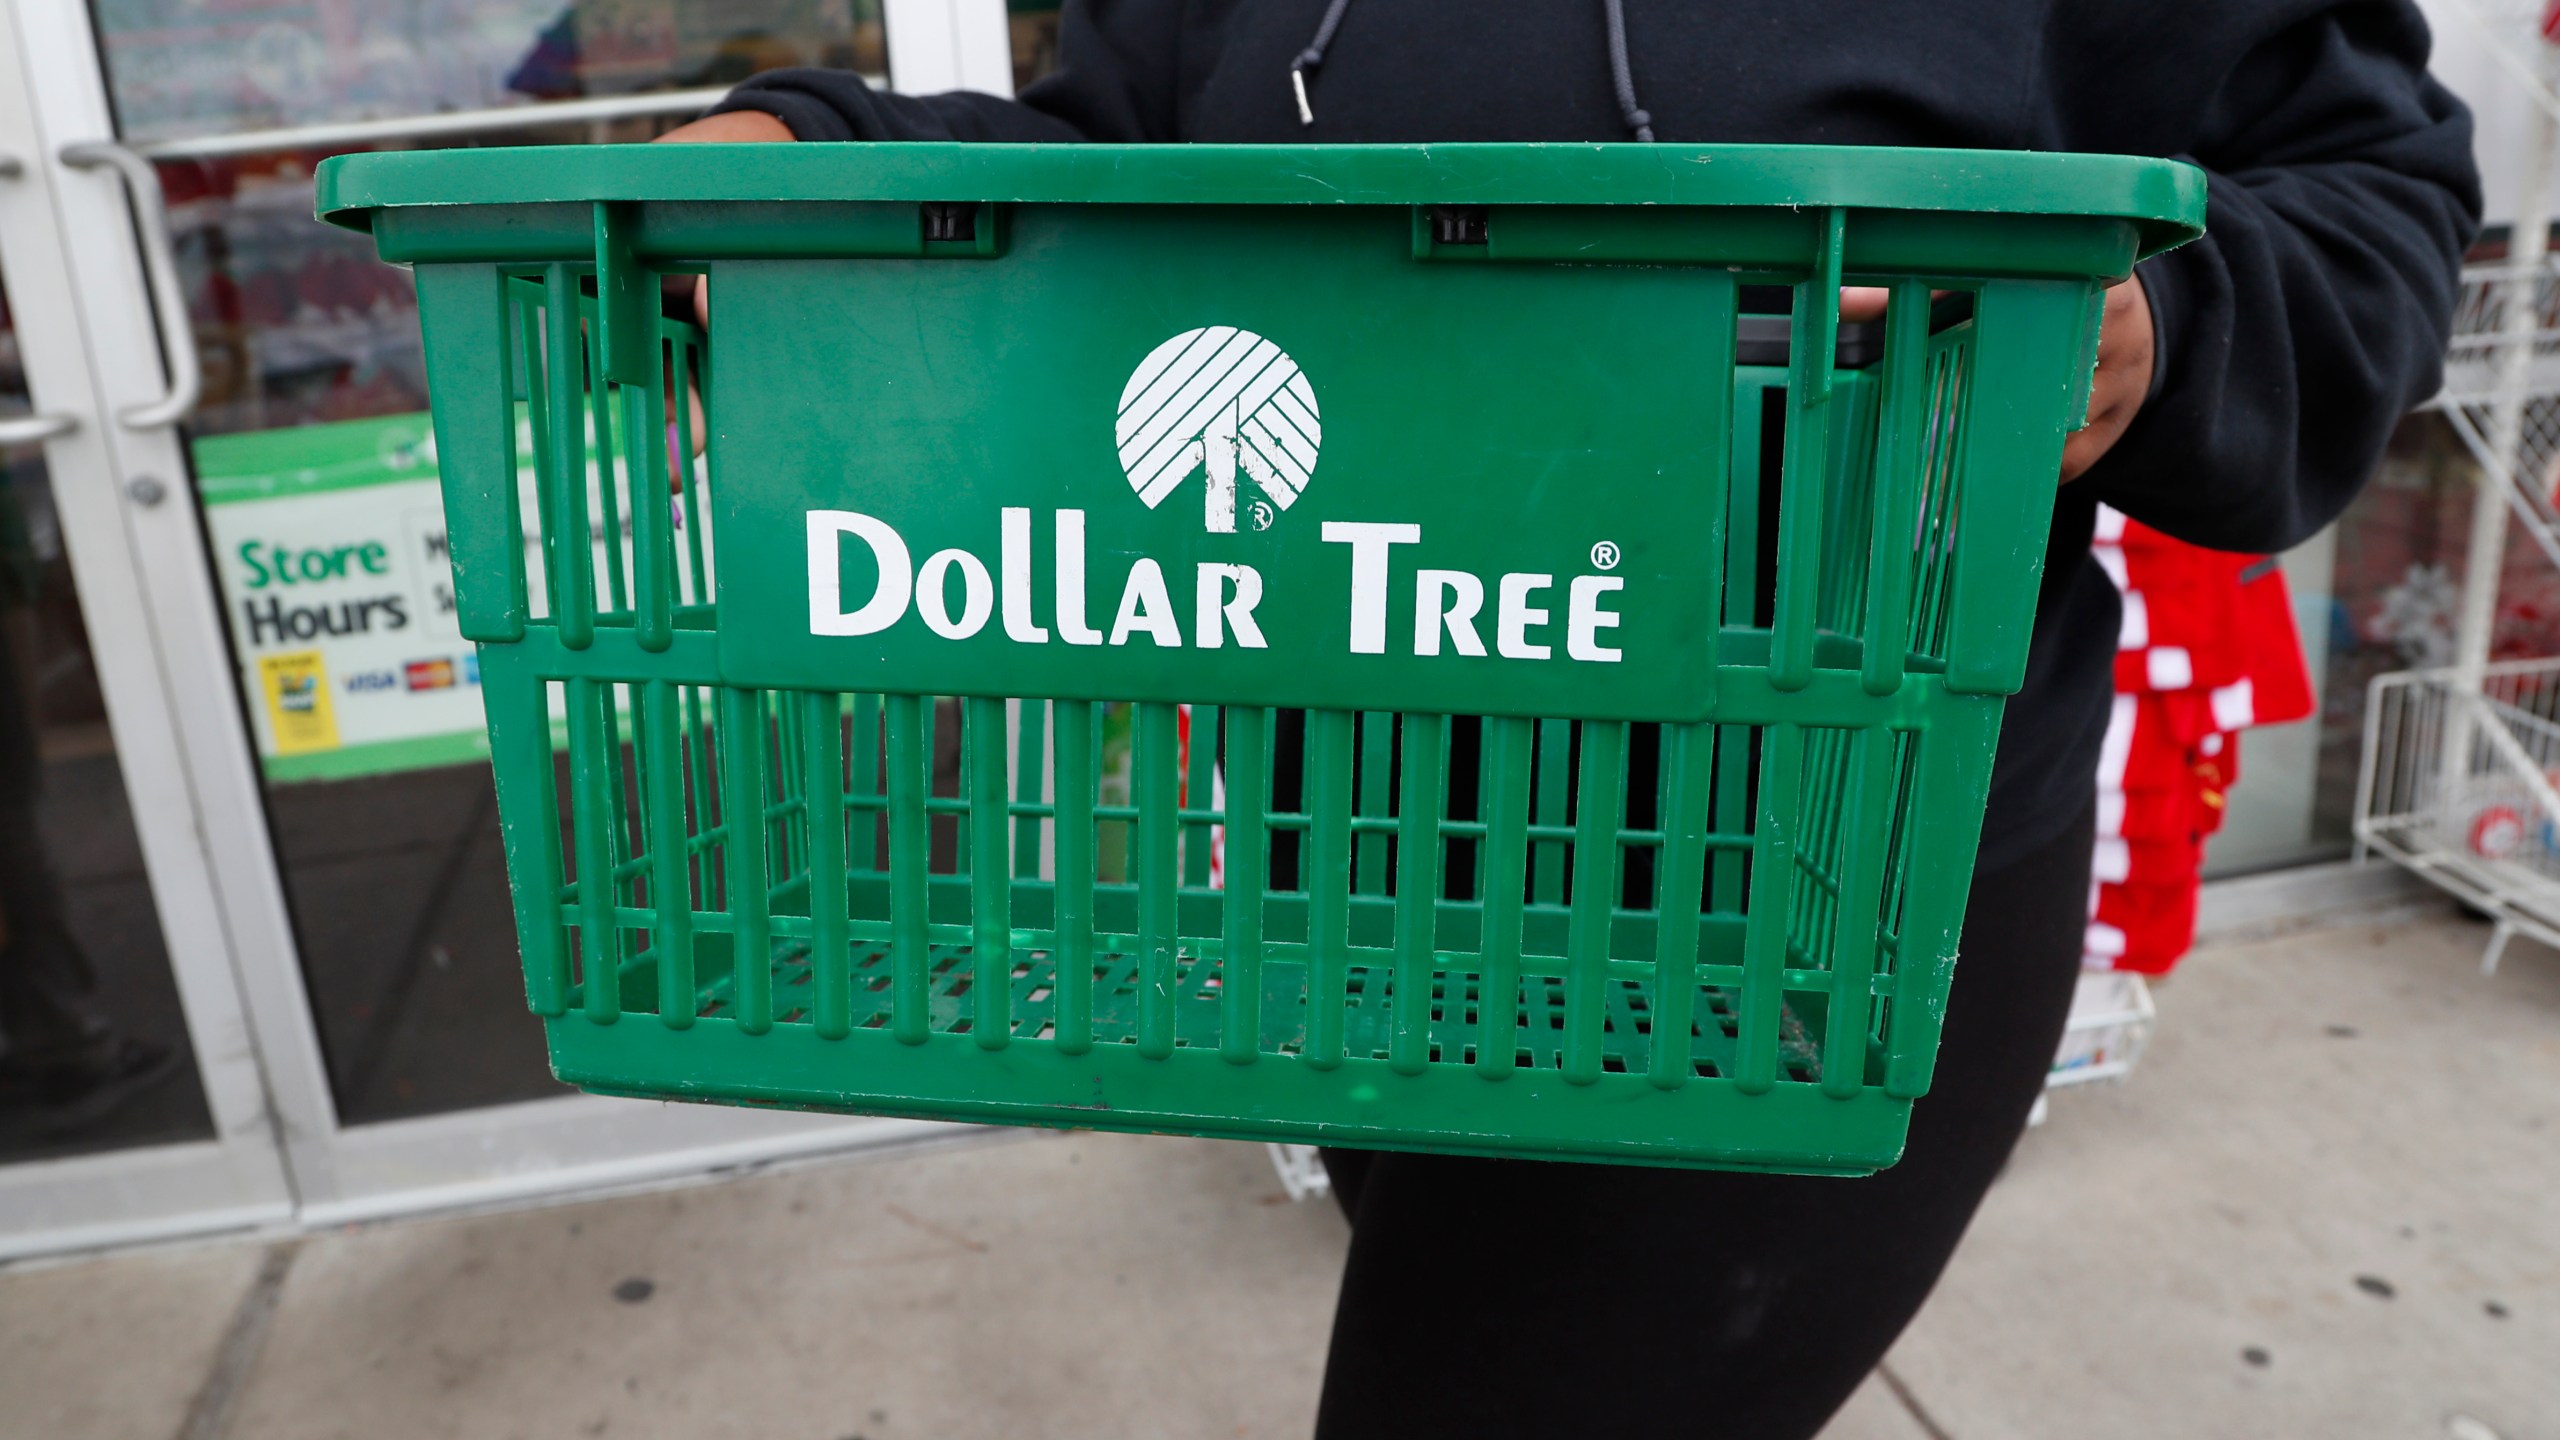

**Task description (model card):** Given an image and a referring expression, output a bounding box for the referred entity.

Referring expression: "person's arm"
[687,0,1190,144]
[656,0,1193,324]
[2062,1,2481,551]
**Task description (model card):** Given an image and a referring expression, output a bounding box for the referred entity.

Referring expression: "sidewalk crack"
[1877,1361,1957,1440]
[175,1240,301,1440]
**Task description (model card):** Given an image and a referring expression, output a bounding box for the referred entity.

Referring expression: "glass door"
[0,0,1016,1244]
[0,1,292,1258]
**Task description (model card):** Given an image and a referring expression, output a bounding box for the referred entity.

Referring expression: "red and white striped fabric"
[1175,703,1225,887]
[2085,506,2312,975]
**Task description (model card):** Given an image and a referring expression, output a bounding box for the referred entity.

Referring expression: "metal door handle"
[59,141,201,430]
[0,154,81,445]
[0,410,77,445]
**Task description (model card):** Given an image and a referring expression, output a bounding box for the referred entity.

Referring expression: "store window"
[2207,406,2511,874]
[119,0,872,1121]
[155,128,599,1123]
[2,279,215,1160]
[2212,217,2548,878]
[89,0,887,145]
[2313,415,2489,837]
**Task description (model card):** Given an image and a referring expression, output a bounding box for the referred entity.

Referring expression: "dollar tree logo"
[1117,327,1320,533]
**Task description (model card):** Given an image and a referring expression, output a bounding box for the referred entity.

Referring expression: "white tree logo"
[1117,327,1320,533]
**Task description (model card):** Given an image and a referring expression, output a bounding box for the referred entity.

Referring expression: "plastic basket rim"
[317,141,2205,258]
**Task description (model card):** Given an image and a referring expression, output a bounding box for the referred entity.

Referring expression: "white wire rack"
[2356,657,2560,971]
[2026,971,2156,1127]
[1264,1144,1332,1202]
[2049,972,2157,1089]
[2432,255,2560,573]
[2446,0,2560,124]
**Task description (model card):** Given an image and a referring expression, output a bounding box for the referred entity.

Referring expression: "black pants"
[1313,805,2096,1439]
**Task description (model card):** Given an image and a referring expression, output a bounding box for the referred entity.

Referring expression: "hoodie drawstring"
[1290,0,1357,126]
[1600,0,1655,142]
[1291,0,1655,141]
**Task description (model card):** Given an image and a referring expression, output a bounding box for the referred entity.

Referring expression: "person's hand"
[2063,274,2151,483]
[656,110,794,144]
[1839,275,2152,483]
[652,109,793,470]
[652,110,796,326]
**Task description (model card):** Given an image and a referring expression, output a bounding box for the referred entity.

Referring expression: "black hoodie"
[710,0,2479,869]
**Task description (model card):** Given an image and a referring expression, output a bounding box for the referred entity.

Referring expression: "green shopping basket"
[319,142,2202,1173]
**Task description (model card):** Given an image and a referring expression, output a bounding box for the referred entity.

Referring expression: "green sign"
[710,208,1726,722]
[194,414,490,782]
[194,410,662,783]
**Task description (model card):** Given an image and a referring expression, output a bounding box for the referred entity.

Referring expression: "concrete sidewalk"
[6,905,2556,1440]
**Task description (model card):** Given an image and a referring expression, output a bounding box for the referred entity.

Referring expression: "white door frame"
[0,0,1013,1259]
[884,0,1019,97]
[0,0,293,1262]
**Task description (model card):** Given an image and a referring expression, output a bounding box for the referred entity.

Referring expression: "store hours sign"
[196,411,681,781]
[197,415,483,780]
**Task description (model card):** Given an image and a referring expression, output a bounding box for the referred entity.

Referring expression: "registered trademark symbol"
[1590,540,1621,571]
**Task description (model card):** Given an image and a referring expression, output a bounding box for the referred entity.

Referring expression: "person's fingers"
[642,113,783,486]
[1843,277,2151,481]
[1837,286,1891,322]
[654,113,788,332]
[1837,285,1955,322]
[662,381,708,488]
[653,110,794,144]
[2061,275,2153,484]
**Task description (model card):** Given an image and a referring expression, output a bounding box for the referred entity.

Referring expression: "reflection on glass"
[164,117,709,439]
[165,122,720,1123]
[167,153,427,436]
[2314,412,2502,847]
[1,279,213,1160]
[90,0,886,144]
[194,405,568,1122]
